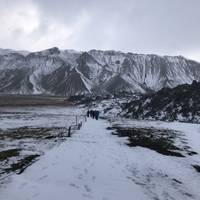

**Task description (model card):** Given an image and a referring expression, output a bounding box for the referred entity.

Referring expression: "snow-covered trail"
[0,118,147,200]
[1,118,200,200]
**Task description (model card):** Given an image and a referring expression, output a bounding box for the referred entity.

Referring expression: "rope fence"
[67,115,87,137]
[0,114,87,182]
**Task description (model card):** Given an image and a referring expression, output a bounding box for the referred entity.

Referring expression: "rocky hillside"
[0,47,200,96]
[123,81,200,123]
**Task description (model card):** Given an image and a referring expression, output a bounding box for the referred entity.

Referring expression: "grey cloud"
[1,0,200,61]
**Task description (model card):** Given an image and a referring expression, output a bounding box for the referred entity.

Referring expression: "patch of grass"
[0,127,65,140]
[0,126,68,179]
[113,127,185,157]
[0,149,21,161]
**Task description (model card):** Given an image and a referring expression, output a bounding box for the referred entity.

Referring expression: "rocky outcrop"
[123,81,200,123]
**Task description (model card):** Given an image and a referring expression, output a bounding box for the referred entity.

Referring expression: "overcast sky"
[0,0,200,61]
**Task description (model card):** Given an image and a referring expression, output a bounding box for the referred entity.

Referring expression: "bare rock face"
[0,48,200,96]
[123,81,200,123]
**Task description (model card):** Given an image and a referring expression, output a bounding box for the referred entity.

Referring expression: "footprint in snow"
[92,176,96,182]
[78,173,83,180]
[72,166,79,170]
[42,166,48,170]
[18,182,28,189]
[82,193,93,199]
[84,168,88,174]
[38,175,48,181]
[89,162,95,167]
[84,184,92,192]
[69,183,79,189]
[32,193,39,198]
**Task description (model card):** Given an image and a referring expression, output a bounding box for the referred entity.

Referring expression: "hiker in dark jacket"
[93,110,96,119]
[95,110,100,120]
[89,110,92,118]
[87,110,90,117]
[90,110,94,119]
[92,110,95,119]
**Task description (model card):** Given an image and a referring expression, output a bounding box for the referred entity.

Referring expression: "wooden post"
[68,126,71,137]
[78,122,81,130]
[76,116,78,125]
[79,122,82,129]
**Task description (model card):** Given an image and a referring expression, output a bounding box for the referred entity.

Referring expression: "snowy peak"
[0,48,200,96]
[30,47,61,57]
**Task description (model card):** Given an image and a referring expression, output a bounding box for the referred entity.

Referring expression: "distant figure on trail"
[95,110,100,120]
[88,110,100,120]
[89,110,92,118]
[90,110,94,119]
[92,110,95,119]
[87,110,90,117]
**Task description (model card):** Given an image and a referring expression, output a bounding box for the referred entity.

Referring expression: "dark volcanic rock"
[123,81,200,123]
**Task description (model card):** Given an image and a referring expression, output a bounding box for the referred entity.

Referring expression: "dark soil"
[0,94,70,106]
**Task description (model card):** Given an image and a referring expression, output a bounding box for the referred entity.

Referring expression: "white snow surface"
[1,118,200,200]
[0,106,83,130]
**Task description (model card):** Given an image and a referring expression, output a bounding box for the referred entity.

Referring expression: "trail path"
[0,118,147,200]
[1,118,200,200]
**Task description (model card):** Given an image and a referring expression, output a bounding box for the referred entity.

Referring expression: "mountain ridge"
[0,47,200,96]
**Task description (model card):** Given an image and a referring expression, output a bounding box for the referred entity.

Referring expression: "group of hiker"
[87,110,100,120]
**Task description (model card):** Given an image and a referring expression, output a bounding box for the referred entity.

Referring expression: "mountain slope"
[0,48,200,96]
[123,81,200,123]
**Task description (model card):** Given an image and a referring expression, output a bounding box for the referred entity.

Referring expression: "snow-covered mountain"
[0,47,200,96]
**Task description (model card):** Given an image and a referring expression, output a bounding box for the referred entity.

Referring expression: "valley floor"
[0,118,200,200]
